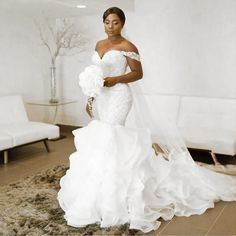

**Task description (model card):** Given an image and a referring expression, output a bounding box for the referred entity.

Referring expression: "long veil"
[126,80,193,162]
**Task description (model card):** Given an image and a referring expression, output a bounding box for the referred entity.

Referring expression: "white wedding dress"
[58,50,236,233]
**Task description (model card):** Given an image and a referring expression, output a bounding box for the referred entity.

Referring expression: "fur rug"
[0,165,144,236]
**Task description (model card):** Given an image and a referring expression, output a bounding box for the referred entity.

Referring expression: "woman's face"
[104,13,123,37]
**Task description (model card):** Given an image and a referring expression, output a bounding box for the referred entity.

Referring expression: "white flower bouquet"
[78,65,104,97]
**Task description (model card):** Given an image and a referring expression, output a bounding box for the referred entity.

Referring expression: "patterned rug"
[0,165,144,236]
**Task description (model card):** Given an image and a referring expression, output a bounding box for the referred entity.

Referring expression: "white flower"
[78,65,104,97]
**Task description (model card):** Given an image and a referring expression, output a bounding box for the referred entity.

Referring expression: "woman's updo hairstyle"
[103,7,126,26]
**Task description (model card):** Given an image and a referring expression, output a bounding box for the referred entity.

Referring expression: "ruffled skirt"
[57,120,236,233]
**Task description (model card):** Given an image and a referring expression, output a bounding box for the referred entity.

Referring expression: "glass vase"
[49,66,58,103]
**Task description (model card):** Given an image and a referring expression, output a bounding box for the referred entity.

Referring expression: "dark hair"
[103,7,126,26]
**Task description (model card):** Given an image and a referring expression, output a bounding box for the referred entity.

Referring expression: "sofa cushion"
[177,96,236,155]
[0,133,13,150]
[0,122,59,147]
[0,95,28,125]
[179,126,236,155]
[177,96,236,131]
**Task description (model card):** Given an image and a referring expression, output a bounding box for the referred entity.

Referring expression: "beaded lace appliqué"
[122,51,141,62]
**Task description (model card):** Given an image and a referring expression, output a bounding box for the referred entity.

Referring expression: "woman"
[58,7,236,233]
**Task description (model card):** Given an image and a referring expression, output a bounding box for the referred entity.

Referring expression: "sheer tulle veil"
[127,79,192,161]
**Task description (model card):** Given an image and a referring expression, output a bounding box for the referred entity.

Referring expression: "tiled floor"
[0,128,236,235]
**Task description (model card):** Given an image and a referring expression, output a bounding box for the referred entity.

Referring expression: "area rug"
[0,165,143,236]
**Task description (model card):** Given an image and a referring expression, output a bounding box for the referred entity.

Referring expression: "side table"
[27,98,77,124]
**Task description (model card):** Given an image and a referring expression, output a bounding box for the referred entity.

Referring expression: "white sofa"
[0,95,60,164]
[127,94,236,158]
[177,97,236,156]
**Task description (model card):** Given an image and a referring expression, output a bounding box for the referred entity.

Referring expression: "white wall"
[0,12,54,121]
[1,0,236,127]
[126,0,236,98]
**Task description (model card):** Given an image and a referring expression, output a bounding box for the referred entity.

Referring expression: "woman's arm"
[104,59,143,87]
[104,42,143,87]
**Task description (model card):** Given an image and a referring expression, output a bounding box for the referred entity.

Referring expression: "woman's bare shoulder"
[121,39,139,54]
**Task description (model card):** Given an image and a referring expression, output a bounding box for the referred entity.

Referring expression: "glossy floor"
[0,129,235,235]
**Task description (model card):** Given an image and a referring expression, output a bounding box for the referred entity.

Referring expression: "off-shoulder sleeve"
[122,51,141,62]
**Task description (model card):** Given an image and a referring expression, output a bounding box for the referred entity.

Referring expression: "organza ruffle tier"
[57,120,236,233]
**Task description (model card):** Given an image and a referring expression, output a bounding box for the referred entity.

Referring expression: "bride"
[57,7,236,233]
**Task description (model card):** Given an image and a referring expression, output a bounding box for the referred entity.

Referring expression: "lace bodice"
[92,50,140,77]
[92,50,140,125]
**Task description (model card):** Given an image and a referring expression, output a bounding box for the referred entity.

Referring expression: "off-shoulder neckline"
[95,49,139,60]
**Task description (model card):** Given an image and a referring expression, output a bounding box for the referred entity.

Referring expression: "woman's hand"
[104,77,119,87]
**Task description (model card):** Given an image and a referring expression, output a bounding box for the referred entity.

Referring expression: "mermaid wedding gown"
[57,50,236,233]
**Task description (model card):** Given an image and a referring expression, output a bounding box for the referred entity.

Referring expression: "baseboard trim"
[56,124,82,133]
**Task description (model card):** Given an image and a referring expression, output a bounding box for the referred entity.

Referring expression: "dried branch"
[47,20,57,43]
[34,20,53,59]
[35,18,87,65]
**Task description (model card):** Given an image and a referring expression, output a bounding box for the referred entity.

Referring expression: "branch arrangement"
[35,18,87,65]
